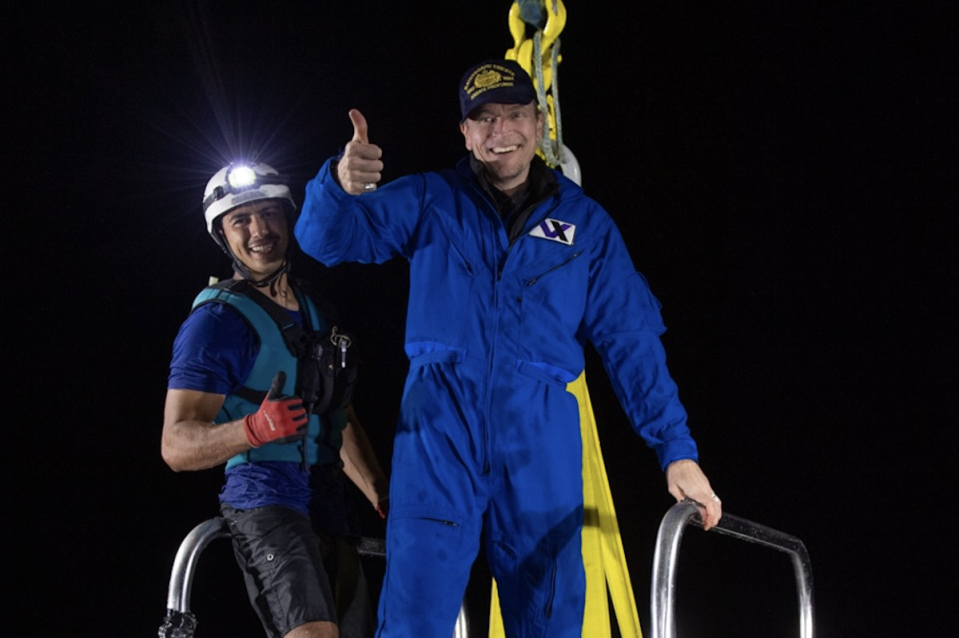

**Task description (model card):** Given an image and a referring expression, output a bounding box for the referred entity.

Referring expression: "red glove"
[242,371,308,448]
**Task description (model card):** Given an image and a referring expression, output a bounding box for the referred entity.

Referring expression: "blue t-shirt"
[169,301,311,513]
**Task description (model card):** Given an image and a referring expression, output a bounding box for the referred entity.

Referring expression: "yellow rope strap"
[489,372,643,638]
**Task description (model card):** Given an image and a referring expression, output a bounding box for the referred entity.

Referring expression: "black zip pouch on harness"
[211,278,358,416]
[295,324,356,416]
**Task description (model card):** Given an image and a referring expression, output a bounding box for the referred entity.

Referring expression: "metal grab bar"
[165,518,231,614]
[650,500,815,638]
[158,517,470,638]
[159,518,231,638]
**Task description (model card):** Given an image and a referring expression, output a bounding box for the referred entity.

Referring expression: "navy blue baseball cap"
[459,59,537,122]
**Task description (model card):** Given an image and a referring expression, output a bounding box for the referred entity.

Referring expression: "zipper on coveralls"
[481,201,514,475]
[481,196,565,475]
[477,175,561,474]
[545,562,558,619]
[524,251,583,287]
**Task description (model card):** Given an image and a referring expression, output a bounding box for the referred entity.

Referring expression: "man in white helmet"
[162,163,389,638]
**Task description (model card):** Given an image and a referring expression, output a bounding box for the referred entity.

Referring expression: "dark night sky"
[10,1,957,637]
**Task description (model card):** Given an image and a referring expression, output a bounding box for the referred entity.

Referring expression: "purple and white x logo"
[529,218,576,245]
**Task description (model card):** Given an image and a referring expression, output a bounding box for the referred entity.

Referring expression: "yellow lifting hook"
[505,0,566,94]
[504,0,568,169]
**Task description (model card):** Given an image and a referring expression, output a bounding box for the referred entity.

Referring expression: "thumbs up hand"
[242,371,309,448]
[336,109,384,195]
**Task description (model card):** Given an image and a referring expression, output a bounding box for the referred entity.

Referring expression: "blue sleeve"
[581,205,699,471]
[294,157,428,266]
[167,303,257,395]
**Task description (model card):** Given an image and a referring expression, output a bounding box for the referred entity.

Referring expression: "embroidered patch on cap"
[464,63,517,99]
[458,59,537,121]
[529,219,576,246]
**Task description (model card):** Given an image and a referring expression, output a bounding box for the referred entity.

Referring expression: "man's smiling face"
[218,199,289,280]
[460,101,543,195]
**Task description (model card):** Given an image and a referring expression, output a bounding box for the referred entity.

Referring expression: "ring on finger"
[363,182,377,192]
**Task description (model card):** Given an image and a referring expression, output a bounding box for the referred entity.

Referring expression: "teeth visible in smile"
[250,243,275,253]
[492,145,519,154]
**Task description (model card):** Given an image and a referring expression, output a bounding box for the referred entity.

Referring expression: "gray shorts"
[221,505,335,638]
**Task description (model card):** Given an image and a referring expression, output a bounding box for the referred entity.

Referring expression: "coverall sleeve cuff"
[656,440,700,473]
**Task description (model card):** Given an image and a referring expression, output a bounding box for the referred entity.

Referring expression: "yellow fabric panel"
[490,579,504,636]
[490,373,642,637]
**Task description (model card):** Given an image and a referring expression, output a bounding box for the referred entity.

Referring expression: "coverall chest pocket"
[515,250,587,362]
[409,218,479,345]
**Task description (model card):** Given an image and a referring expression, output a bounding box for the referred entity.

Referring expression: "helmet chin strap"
[215,230,291,294]
[233,255,289,292]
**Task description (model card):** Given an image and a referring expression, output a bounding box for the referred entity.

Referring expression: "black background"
[10,1,957,637]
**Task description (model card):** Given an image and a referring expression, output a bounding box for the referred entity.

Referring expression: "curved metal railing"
[159,517,469,638]
[650,500,814,638]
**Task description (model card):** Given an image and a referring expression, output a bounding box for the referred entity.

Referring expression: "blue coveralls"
[296,156,700,638]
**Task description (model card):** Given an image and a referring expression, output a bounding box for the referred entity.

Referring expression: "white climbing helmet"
[202,163,296,237]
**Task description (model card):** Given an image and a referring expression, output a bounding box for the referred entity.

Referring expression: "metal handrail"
[159,517,470,638]
[165,518,231,613]
[650,500,814,638]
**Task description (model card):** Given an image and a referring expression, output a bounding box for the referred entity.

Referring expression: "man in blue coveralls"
[294,60,723,638]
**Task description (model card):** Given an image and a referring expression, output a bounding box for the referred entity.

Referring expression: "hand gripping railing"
[650,500,814,638]
[158,517,470,638]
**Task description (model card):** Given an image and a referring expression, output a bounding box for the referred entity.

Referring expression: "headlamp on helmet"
[226,164,257,189]
[202,162,296,237]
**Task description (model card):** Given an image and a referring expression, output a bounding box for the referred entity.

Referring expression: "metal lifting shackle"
[506,0,567,93]
[504,1,568,169]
